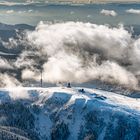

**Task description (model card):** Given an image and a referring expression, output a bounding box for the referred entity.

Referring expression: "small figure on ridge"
[67,82,71,88]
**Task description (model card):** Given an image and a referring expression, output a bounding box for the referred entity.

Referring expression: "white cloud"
[70,11,74,15]
[126,9,140,14]
[28,9,33,12]
[6,10,14,14]
[22,69,40,81]
[0,74,21,88]
[87,15,91,18]
[18,11,26,14]
[0,58,13,69]
[26,0,34,3]
[100,9,117,17]
[1,21,140,90]
[0,2,18,6]
[8,88,29,100]
[17,9,33,14]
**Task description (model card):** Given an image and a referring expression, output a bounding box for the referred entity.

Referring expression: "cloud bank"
[1,21,140,90]
[21,21,140,89]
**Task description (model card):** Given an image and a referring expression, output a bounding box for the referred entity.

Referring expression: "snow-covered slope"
[0,87,140,140]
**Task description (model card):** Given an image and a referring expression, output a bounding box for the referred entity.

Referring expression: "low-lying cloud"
[0,58,13,69]
[6,10,14,14]
[0,73,21,88]
[126,9,140,14]
[1,21,140,90]
[100,9,117,17]
[18,9,33,14]
[23,21,140,89]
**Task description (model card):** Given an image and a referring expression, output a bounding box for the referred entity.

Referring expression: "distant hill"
[0,23,34,41]
[0,23,34,31]
[0,23,34,57]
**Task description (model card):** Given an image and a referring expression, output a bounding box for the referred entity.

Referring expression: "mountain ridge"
[0,87,140,140]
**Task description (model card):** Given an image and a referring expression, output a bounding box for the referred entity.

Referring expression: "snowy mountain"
[0,87,140,140]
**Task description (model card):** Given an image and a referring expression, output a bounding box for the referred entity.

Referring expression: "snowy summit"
[0,87,140,140]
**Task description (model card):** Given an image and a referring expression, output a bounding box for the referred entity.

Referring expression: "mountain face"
[0,23,34,31]
[0,23,34,55]
[0,23,34,40]
[0,87,140,140]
